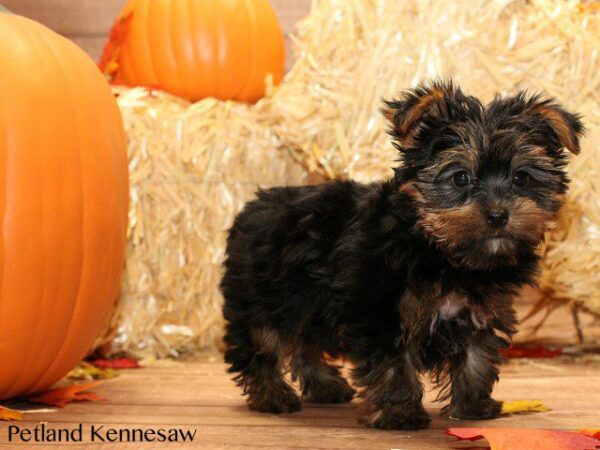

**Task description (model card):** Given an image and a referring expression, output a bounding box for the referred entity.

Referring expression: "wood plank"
[1,358,599,448]
[2,0,124,35]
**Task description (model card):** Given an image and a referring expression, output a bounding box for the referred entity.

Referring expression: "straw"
[104,0,599,357]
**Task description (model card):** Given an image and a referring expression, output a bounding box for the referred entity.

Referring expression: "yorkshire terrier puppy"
[220,80,583,430]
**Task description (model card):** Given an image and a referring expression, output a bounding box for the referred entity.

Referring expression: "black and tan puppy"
[220,80,583,430]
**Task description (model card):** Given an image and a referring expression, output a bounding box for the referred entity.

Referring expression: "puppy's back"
[221,181,363,313]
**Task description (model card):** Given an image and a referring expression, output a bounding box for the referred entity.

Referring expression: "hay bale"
[539,136,600,315]
[270,0,599,181]
[107,0,599,356]
[266,0,600,317]
[103,87,305,357]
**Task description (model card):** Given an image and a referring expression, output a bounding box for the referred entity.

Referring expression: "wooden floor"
[1,356,600,449]
[2,302,600,449]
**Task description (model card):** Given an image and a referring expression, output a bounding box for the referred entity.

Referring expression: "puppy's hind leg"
[291,348,355,404]
[224,324,301,414]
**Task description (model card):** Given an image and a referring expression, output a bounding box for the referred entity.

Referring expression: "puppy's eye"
[453,171,471,187]
[512,170,529,187]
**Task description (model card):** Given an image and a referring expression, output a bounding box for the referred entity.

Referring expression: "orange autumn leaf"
[447,428,600,450]
[0,405,23,421]
[28,382,106,408]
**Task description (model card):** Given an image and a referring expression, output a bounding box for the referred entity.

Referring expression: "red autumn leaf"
[0,405,23,421]
[28,382,106,408]
[89,357,140,369]
[500,344,563,359]
[447,427,600,450]
[580,430,600,440]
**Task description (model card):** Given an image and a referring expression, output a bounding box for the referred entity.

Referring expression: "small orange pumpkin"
[0,13,129,400]
[100,0,285,103]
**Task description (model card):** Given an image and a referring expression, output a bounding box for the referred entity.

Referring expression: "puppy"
[220,80,583,430]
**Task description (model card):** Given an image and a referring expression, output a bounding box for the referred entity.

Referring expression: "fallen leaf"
[579,430,600,440]
[28,382,106,408]
[89,357,140,369]
[501,400,550,415]
[68,361,118,380]
[0,405,22,421]
[447,428,600,450]
[501,345,563,359]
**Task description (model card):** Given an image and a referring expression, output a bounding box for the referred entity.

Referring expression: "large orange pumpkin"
[0,13,129,400]
[100,0,285,102]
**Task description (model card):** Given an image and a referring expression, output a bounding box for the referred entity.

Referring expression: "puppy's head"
[384,80,584,270]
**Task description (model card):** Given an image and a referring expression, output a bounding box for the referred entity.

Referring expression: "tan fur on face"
[400,181,484,255]
[417,202,486,252]
[418,198,557,249]
[507,197,558,240]
[414,196,559,268]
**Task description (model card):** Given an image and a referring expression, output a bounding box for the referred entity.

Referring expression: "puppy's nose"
[486,209,509,228]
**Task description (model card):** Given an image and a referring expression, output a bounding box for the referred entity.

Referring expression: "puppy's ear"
[525,95,584,154]
[382,80,460,147]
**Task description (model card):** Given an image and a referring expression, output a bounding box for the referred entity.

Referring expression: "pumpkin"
[100,0,285,102]
[0,13,129,400]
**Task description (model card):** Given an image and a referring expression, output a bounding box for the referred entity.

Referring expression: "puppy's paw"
[248,386,302,414]
[448,398,502,420]
[360,406,431,430]
[303,378,355,404]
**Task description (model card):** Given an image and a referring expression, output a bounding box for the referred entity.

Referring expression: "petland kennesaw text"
[6,424,197,443]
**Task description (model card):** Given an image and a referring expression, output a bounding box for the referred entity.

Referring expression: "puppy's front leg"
[355,352,430,430]
[445,329,505,420]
